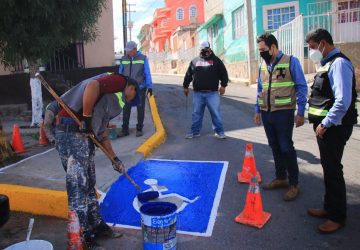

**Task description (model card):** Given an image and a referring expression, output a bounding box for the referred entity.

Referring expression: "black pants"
[314,124,353,223]
[122,88,147,131]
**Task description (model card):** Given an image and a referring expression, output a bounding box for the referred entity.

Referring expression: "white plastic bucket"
[4,240,53,250]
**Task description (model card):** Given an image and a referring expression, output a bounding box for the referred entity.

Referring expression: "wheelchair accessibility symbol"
[133,178,200,214]
[100,159,228,236]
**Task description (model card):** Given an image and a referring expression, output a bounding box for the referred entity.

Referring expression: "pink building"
[151,0,205,52]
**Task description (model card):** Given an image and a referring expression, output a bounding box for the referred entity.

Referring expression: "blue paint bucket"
[140,202,177,250]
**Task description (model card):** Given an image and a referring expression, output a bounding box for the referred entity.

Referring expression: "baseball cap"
[125,41,137,52]
[200,41,211,49]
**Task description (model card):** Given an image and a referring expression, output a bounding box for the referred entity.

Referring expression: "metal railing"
[47,43,85,73]
[272,15,304,68]
[304,8,360,44]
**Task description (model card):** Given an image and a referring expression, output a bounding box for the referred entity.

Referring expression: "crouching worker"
[55,73,139,249]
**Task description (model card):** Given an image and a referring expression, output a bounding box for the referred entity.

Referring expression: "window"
[338,0,360,23]
[263,2,299,30]
[233,5,246,39]
[176,8,184,20]
[190,5,197,18]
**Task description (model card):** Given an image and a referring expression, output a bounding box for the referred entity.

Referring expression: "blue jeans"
[55,128,102,237]
[261,110,299,185]
[191,91,224,134]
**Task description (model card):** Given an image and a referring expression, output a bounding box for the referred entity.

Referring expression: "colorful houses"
[142,0,359,84]
[150,0,205,53]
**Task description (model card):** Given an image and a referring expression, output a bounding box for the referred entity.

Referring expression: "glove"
[147,88,153,96]
[80,115,93,134]
[112,156,125,173]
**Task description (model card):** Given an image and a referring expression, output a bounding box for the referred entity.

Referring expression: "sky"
[113,0,165,52]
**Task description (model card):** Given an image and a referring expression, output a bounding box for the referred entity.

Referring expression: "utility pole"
[127,3,136,41]
[245,0,257,85]
[122,0,127,52]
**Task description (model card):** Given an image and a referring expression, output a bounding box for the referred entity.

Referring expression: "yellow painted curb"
[136,95,166,157]
[0,184,68,219]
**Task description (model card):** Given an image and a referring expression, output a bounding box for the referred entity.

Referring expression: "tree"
[0,0,106,74]
[0,0,106,126]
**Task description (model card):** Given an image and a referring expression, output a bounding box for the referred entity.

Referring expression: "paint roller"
[36,73,158,202]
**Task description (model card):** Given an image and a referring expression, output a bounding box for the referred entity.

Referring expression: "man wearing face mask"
[183,41,229,139]
[254,33,307,201]
[306,29,358,234]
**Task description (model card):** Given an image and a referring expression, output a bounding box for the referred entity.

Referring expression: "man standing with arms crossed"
[254,33,308,201]
[118,41,153,137]
[306,29,358,233]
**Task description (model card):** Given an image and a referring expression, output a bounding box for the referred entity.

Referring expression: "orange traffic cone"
[235,177,271,229]
[67,210,84,250]
[11,124,26,154]
[38,122,49,145]
[237,143,261,183]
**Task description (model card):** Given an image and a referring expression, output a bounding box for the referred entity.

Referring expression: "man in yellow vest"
[254,33,308,201]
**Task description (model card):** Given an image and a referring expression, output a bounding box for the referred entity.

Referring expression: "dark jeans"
[314,123,353,223]
[122,88,147,131]
[261,110,299,186]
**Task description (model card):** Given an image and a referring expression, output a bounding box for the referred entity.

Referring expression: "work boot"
[84,235,106,250]
[308,208,328,218]
[93,221,123,239]
[117,129,129,137]
[318,220,344,234]
[136,130,143,137]
[262,179,289,190]
[283,185,300,201]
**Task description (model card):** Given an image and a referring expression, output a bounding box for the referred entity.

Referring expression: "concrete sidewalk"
[0,99,155,193]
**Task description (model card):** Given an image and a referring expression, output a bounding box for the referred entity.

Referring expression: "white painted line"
[206,161,228,237]
[0,148,55,172]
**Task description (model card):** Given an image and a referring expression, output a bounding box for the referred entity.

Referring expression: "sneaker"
[117,130,129,137]
[136,130,144,137]
[93,221,123,239]
[185,133,200,139]
[262,179,289,190]
[214,133,226,139]
[283,185,300,201]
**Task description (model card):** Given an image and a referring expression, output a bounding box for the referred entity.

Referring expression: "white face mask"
[309,43,324,63]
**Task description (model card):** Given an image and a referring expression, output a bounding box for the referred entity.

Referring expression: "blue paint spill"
[100,160,226,234]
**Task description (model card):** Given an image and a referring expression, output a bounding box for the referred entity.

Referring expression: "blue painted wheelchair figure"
[133,179,200,213]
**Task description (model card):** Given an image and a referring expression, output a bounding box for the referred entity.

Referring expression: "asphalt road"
[1,75,359,250]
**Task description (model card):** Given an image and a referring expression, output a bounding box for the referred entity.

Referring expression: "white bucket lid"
[4,240,53,250]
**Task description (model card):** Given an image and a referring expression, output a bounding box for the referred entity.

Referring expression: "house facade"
[150,0,205,53]
[199,0,359,83]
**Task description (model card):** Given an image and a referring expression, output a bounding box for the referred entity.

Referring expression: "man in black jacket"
[183,41,229,139]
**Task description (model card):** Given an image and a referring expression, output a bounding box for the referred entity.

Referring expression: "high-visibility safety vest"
[120,53,146,87]
[308,52,358,125]
[115,92,125,109]
[258,54,296,112]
